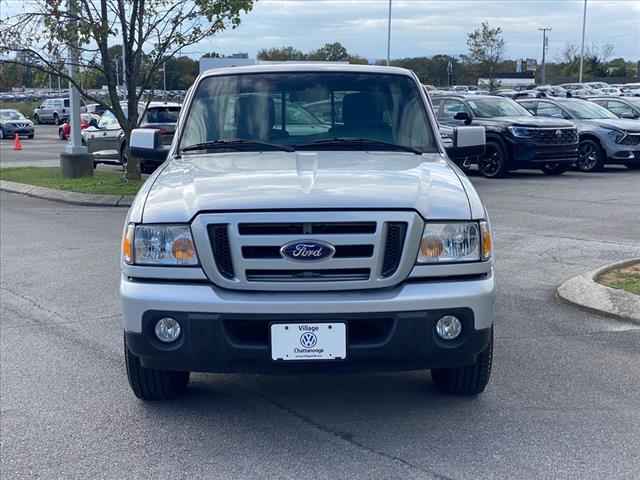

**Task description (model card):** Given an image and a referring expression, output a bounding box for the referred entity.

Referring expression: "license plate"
[270,323,346,361]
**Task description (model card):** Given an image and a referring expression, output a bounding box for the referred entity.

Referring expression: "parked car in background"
[0,109,35,139]
[518,98,640,171]
[621,83,640,96]
[432,94,578,177]
[33,98,70,125]
[58,113,101,140]
[85,103,108,116]
[589,96,640,120]
[83,101,181,172]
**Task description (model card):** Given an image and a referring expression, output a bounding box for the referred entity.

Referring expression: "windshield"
[560,101,618,119]
[466,97,531,118]
[180,72,436,153]
[0,110,26,120]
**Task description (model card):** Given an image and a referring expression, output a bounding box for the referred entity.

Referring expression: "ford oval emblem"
[280,240,336,261]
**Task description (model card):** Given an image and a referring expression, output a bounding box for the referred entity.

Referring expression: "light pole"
[579,0,587,82]
[386,0,392,66]
[538,27,551,84]
[60,0,91,178]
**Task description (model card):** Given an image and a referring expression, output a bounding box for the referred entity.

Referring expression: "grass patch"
[598,263,640,296]
[0,167,144,196]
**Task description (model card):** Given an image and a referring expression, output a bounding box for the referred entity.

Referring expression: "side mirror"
[619,112,639,119]
[453,111,472,125]
[129,128,169,161]
[445,126,486,161]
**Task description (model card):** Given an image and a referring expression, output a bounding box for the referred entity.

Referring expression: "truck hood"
[141,151,473,223]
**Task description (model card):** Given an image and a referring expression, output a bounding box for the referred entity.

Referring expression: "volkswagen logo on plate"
[280,240,336,261]
[300,332,318,348]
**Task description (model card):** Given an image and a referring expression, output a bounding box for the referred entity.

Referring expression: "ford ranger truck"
[123,64,494,401]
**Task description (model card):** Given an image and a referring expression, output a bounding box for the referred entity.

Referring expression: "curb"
[0,180,134,207]
[557,259,640,324]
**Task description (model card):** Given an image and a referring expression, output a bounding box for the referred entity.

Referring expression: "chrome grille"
[191,211,423,292]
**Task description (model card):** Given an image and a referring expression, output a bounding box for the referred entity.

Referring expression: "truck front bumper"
[122,273,495,373]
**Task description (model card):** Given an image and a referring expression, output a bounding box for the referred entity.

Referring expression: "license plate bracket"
[270,323,347,361]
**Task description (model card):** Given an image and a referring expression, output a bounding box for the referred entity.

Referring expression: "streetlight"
[386,0,392,66]
[538,27,551,84]
[579,0,588,82]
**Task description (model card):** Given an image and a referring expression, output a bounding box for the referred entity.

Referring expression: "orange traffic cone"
[13,134,22,151]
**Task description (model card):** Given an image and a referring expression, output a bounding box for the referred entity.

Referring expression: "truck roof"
[199,63,415,79]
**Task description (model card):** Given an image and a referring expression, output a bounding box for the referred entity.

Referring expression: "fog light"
[436,315,462,340]
[154,317,181,343]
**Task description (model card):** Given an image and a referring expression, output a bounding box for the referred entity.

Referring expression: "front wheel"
[479,142,508,178]
[431,328,493,396]
[33,114,40,125]
[58,128,66,140]
[124,334,190,401]
[577,139,604,172]
[53,114,60,126]
[541,163,570,175]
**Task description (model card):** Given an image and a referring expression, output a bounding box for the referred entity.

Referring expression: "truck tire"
[33,114,40,125]
[124,334,190,401]
[53,113,60,126]
[431,328,493,396]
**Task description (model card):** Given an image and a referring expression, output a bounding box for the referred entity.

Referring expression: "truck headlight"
[417,221,492,263]
[122,224,198,266]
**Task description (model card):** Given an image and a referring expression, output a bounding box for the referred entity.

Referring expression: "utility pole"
[386,0,392,66]
[60,0,91,177]
[579,0,588,82]
[539,27,551,84]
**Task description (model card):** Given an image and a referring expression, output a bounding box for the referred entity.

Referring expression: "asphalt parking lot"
[2,167,639,479]
[0,125,63,167]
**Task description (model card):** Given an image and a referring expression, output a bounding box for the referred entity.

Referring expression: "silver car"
[518,98,640,171]
[33,98,70,125]
[82,101,181,172]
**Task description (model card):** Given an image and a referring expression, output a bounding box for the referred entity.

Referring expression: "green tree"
[257,46,306,61]
[466,21,505,90]
[308,42,350,62]
[0,0,255,180]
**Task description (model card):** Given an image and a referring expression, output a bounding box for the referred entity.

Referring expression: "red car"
[58,113,100,140]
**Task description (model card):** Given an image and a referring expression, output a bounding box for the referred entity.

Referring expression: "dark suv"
[432,95,578,177]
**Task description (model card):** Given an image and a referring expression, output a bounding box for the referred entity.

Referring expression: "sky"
[1,0,639,62]
[191,0,640,62]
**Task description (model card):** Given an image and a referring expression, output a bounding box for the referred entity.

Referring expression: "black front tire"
[431,328,493,396]
[53,114,60,126]
[577,139,604,172]
[33,114,40,125]
[479,141,508,178]
[124,334,190,401]
[625,162,640,170]
[541,163,570,175]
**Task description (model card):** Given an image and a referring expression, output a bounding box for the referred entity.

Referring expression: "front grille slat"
[239,222,376,235]
[208,224,235,279]
[381,222,408,278]
[246,269,370,282]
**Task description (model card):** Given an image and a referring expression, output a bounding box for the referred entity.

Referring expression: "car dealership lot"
[1,169,639,480]
[0,125,63,167]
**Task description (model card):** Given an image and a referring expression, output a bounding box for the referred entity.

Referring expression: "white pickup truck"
[122,64,494,401]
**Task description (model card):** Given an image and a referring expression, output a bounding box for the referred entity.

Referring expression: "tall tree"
[466,21,505,90]
[0,0,255,180]
[257,46,306,61]
[308,42,349,62]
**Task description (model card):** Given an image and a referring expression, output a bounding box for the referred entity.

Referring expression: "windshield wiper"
[295,138,422,155]
[181,139,294,153]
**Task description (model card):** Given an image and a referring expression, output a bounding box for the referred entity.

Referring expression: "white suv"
[123,64,494,400]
